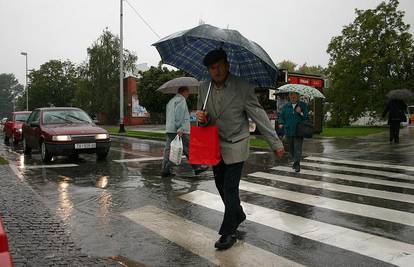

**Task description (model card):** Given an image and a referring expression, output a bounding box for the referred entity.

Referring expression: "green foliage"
[0,73,23,115]
[297,63,326,76]
[277,60,326,76]
[326,0,414,127]
[73,29,137,123]
[22,60,78,110]
[138,65,197,113]
[277,60,297,72]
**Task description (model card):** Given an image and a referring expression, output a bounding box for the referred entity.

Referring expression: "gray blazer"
[197,74,283,164]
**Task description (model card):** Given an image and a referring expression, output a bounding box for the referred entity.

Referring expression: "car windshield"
[15,113,30,122]
[43,110,92,125]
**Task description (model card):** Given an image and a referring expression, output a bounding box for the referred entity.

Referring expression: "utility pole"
[20,52,28,110]
[119,0,125,132]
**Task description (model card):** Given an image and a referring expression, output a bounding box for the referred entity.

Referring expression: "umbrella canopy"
[153,24,278,88]
[386,89,413,100]
[157,77,199,94]
[277,84,325,99]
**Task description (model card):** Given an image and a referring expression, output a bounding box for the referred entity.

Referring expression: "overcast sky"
[1,0,413,85]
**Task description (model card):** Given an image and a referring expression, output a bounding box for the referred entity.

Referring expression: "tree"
[326,0,414,126]
[22,60,78,110]
[277,60,326,76]
[0,73,23,116]
[73,29,137,123]
[138,64,197,115]
[297,63,326,76]
[277,60,297,72]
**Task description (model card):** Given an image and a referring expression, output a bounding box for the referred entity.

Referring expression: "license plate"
[75,143,96,149]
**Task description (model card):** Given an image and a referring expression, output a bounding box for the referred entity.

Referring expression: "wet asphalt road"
[1,129,414,267]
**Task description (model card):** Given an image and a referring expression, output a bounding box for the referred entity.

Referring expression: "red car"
[22,107,111,162]
[3,111,32,145]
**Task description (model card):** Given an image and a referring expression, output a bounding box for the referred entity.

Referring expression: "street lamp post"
[20,52,28,111]
[119,0,125,133]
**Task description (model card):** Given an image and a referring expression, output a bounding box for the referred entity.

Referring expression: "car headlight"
[52,135,72,141]
[17,128,22,133]
[95,133,109,140]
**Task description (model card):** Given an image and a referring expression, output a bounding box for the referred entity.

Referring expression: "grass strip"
[0,156,8,165]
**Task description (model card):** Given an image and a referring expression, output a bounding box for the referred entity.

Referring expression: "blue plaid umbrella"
[153,24,278,88]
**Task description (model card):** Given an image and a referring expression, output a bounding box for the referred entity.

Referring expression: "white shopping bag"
[169,135,183,165]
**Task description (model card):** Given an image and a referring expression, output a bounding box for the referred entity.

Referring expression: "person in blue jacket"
[278,92,309,172]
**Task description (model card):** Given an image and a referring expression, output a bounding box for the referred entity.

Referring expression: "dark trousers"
[213,160,245,236]
[389,120,401,143]
[287,136,304,168]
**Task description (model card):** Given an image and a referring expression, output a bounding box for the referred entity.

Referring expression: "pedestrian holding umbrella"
[383,89,411,143]
[154,24,284,250]
[159,77,208,177]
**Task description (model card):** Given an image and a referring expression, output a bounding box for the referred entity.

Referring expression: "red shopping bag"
[189,125,221,165]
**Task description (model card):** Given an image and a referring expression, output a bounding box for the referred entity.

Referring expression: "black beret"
[203,49,227,66]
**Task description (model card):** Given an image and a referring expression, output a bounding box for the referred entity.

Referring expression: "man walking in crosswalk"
[196,49,285,250]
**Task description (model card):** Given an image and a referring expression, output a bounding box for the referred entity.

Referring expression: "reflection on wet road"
[1,129,414,266]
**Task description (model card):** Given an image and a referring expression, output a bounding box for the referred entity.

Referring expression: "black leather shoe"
[214,234,237,250]
[294,166,300,173]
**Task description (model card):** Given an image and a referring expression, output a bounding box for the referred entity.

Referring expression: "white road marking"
[251,151,269,155]
[122,206,303,267]
[249,172,414,204]
[306,156,414,172]
[273,166,414,190]
[22,164,78,169]
[114,157,164,163]
[113,156,186,163]
[300,162,414,181]
[179,190,414,267]
[239,180,414,226]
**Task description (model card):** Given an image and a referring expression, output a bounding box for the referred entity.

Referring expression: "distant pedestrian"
[382,99,407,143]
[278,92,309,172]
[161,87,207,177]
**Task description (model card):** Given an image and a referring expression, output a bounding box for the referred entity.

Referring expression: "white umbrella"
[157,77,199,94]
[277,84,325,99]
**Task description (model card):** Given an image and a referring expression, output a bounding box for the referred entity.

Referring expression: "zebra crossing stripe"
[300,162,414,181]
[22,164,78,169]
[122,206,303,267]
[113,157,164,163]
[249,172,414,204]
[114,156,186,163]
[306,156,414,172]
[179,190,414,266]
[273,166,414,190]
[239,180,414,227]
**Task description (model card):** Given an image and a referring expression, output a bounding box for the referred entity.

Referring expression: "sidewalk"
[0,165,120,267]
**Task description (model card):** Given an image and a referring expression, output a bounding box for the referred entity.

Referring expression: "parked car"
[3,111,31,145]
[22,107,111,162]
